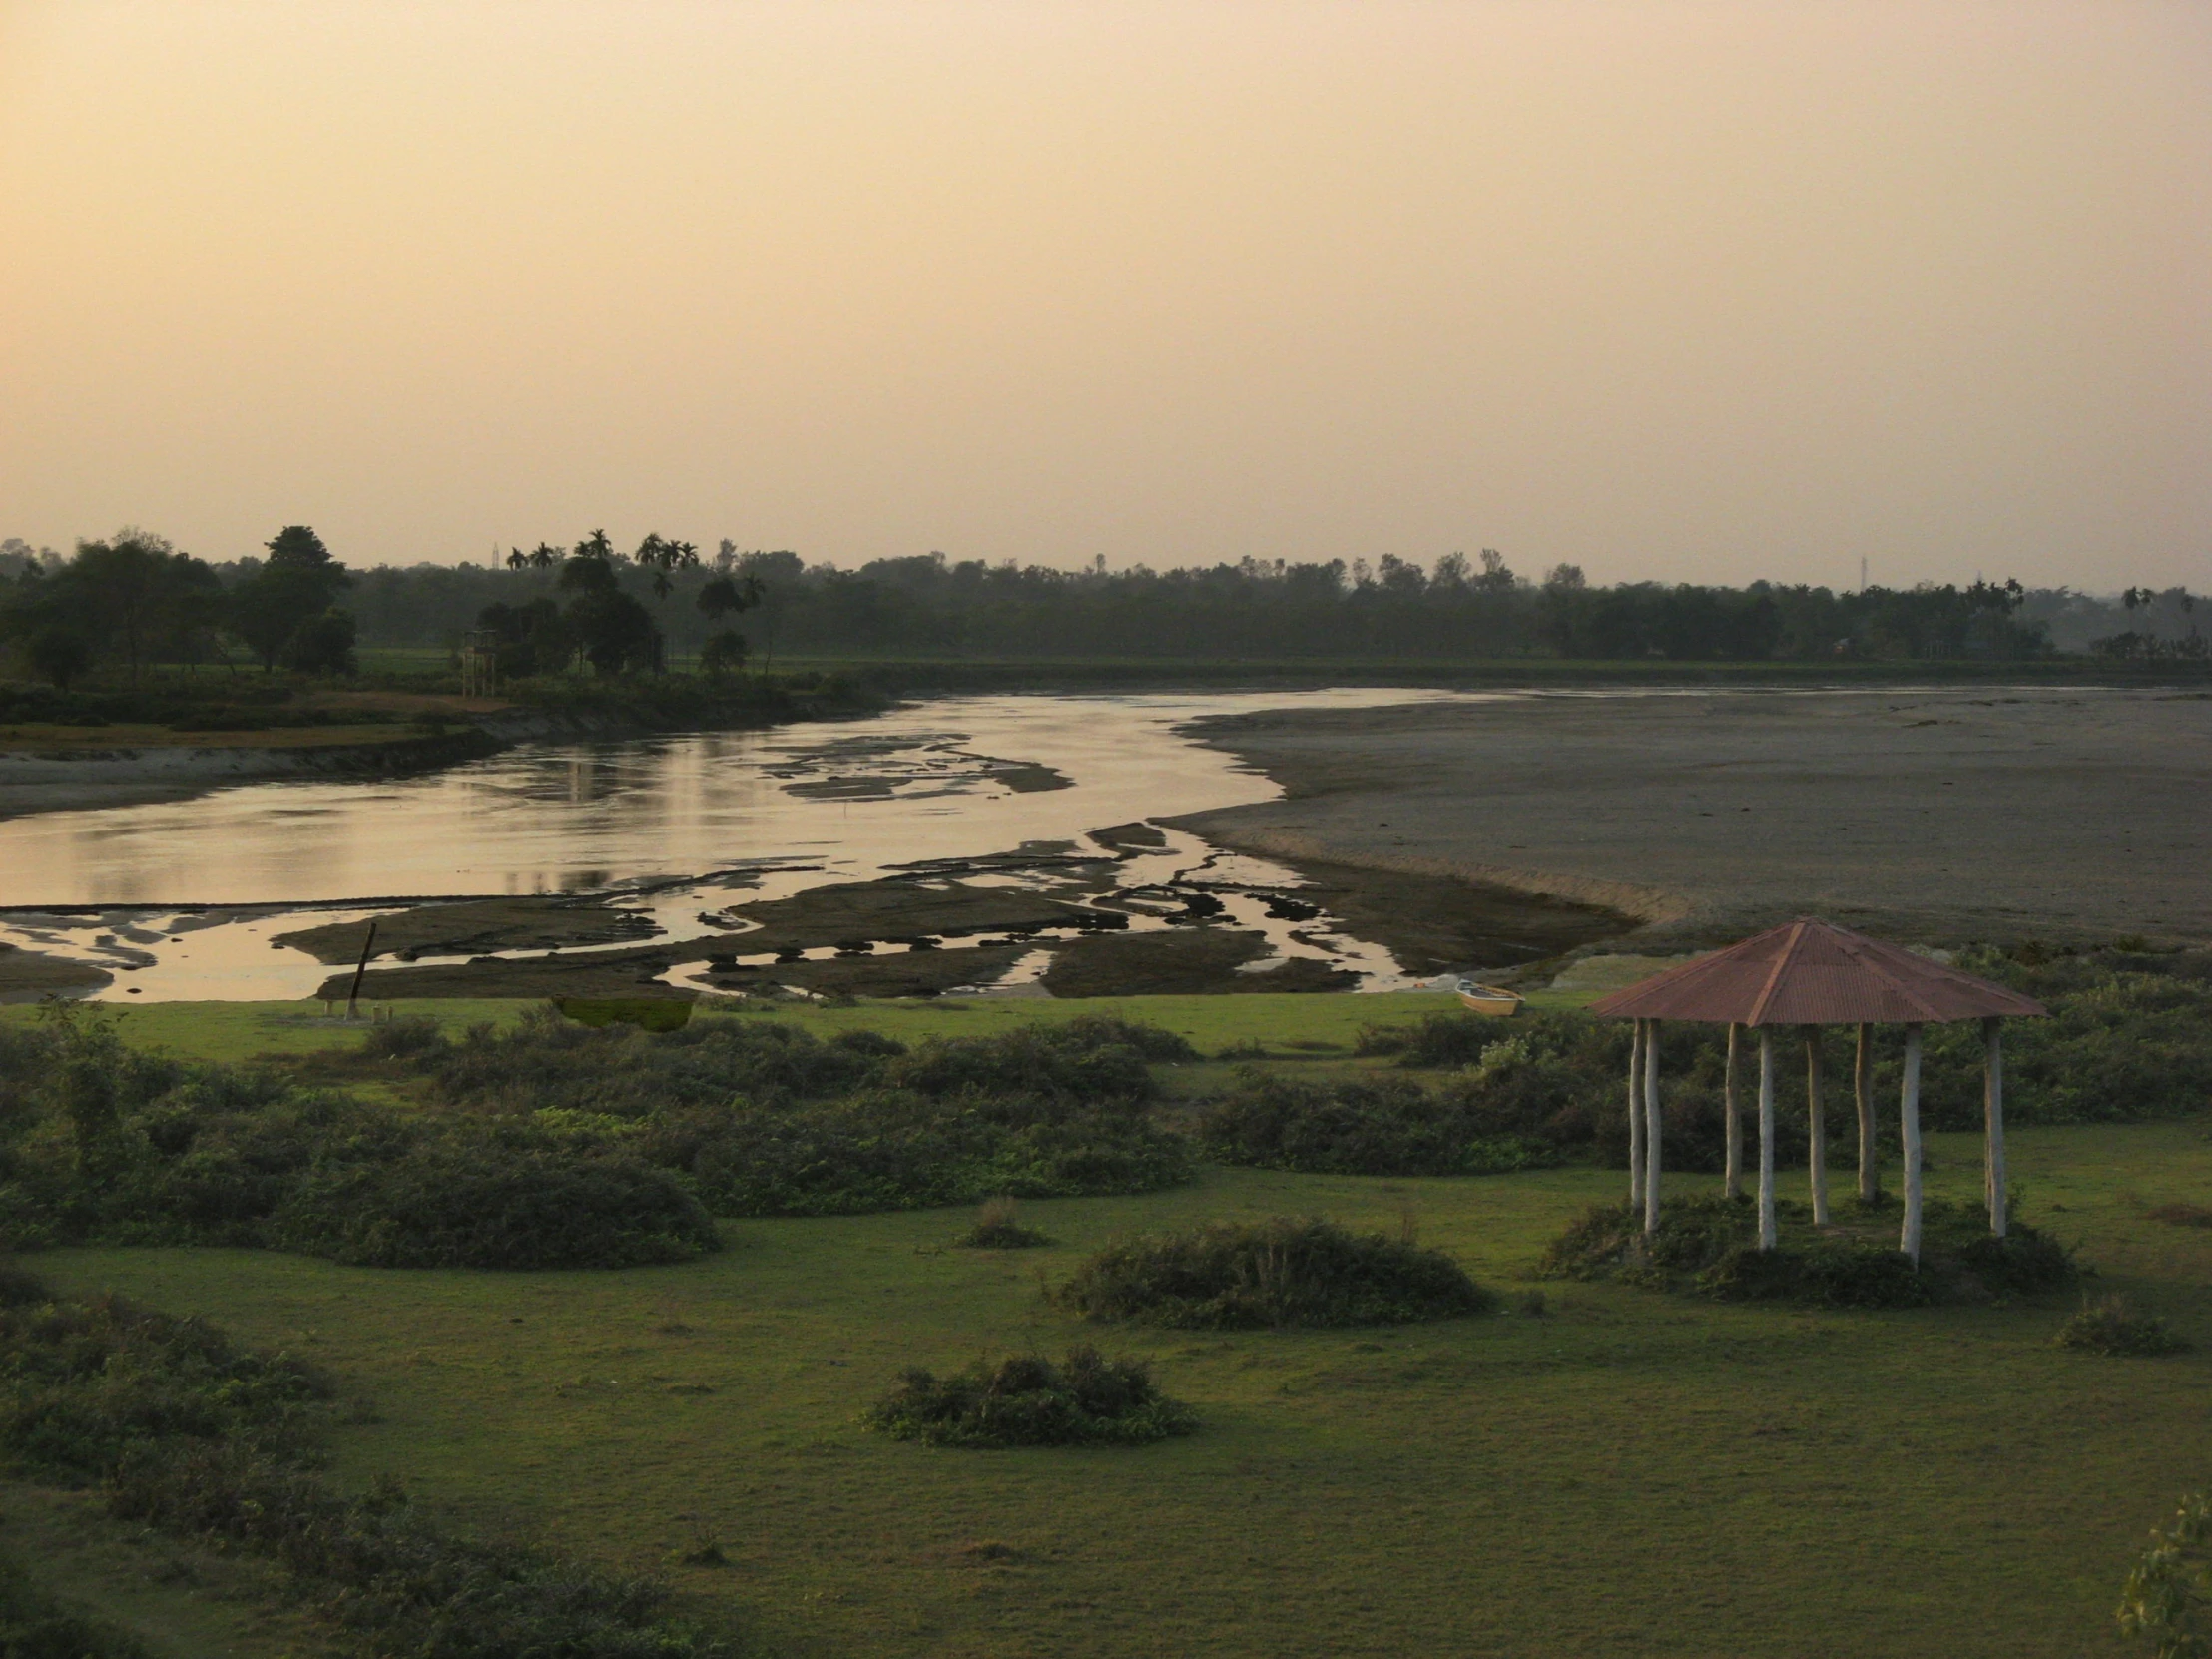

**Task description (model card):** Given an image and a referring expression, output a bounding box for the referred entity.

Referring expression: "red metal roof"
[1584,918,2046,1026]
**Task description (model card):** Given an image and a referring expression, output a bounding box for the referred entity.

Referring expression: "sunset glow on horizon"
[2,0,2206,588]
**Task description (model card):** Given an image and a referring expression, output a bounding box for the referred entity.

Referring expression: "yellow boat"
[1454,978,1523,1017]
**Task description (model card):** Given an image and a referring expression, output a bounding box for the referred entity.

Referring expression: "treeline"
[5,531,2204,679]
[0,527,352,688]
[255,546,2212,665]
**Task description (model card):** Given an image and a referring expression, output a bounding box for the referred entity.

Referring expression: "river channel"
[0,688,1517,1002]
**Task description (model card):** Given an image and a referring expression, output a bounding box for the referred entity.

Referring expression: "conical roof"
[1585,918,2045,1026]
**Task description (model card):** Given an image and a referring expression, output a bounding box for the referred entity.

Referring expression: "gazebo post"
[1899,1023,1924,1263]
[1803,1026,1829,1226]
[1642,1018,1663,1235]
[1757,1028,1777,1250]
[1627,1019,1646,1212]
[1723,1023,1743,1200]
[1854,1021,1879,1203]
[1983,1016,2007,1238]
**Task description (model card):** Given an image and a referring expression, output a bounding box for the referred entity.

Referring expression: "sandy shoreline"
[1168,687,2212,949]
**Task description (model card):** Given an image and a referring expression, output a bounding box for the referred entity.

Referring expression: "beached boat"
[1455,979,1523,1016]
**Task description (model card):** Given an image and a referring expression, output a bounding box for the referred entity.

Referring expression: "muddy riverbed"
[0,689,1629,1003]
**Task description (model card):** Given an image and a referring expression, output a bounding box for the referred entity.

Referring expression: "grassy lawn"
[25,1113,2212,1659]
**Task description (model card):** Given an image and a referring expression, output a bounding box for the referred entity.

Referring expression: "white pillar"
[1984,1017,2007,1238]
[1627,1019,1646,1212]
[1855,1021,1879,1203]
[1643,1018,1663,1235]
[1899,1023,1924,1262]
[1723,1023,1744,1200]
[1757,1028,1777,1250]
[1805,1026,1829,1226]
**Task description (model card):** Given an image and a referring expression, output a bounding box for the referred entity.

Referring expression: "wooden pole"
[1854,1020,1879,1203]
[1983,1017,2007,1238]
[345,920,379,1020]
[1757,1028,1777,1251]
[1643,1018,1663,1235]
[1723,1022,1743,1200]
[1899,1023,1924,1262]
[1627,1019,1646,1212]
[1804,1025,1829,1226]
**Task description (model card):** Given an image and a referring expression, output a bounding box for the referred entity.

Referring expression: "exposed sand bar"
[1169,687,2212,948]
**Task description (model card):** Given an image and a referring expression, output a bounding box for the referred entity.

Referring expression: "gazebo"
[1586,918,2045,1262]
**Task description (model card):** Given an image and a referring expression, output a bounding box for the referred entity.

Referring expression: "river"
[0,688,1503,1001]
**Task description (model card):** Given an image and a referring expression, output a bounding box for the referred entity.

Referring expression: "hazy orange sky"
[3,1,2207,588]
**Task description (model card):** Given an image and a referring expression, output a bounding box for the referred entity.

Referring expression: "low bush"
[2148,1201,2212,1230]
[955,1196,1054,1250]
[1540,1193,2074,1310]
[1052,1217,1496,1329]
[641,1088,1188,1218]
[0,1275,727,1659]
[0,1276,335,1482]
[863,1346,1196,1448]
[1195,1069,1563,1177]
[275,1144,722,1270]
[2055,1295,2189,1357]
[0,1552,151,1659]
[0,1009,720,1270]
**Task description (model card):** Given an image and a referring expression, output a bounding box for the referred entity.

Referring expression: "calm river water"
[0,688,1494,1000]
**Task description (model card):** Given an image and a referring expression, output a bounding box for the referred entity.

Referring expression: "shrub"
[1541,1193,2072,1310]
[863,1347,1196,1448]
[359,1015,447,1059]
[276,1144,722,1270]
[1,1279,727,1659]
[0,1278,335,1483]
[641,1090,1188,1218]
[955,1196,1054,1250]
[1196,1070,1562,1177]
[1052,1217,1496,1329]
[0,1552,151,1659]
[2118,1491,2212,1657]
[2056,1296,2189,1357]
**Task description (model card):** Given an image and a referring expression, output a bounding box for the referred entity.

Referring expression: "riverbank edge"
[0,689,887,820]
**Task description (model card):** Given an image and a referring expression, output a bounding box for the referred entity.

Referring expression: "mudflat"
[1171,687,2212,947]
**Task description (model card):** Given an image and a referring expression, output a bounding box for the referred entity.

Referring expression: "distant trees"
[0,525,358,687]
[231,526,354,672]
[0,531,225,686]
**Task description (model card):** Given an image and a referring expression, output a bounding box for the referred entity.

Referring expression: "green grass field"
[10,994,2209,1657]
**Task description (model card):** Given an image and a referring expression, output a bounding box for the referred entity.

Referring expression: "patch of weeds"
[2055,1295,2189,1357]
[864,1347,1196,1448]
[1052,1216,1497,1329]
[954,1196,1054,1250]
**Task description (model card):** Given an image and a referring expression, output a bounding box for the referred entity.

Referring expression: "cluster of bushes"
[390,1010,1196,1218]
[2055,1295,2189,1357]
[1195,1066,1566,1177]
[1321,945,2212,1182]
[1051,1217,1497,1329]
[0,1271,728,1659]
[0,1552,150,1659]
[864,1347,1197,1447]
[1914,946,2212,1126]
[1538,1193,2074,1310]
[0,1009,720,1269]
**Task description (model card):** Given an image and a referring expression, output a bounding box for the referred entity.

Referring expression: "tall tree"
[230,525,352,672]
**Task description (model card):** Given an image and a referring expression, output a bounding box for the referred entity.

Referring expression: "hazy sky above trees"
[2,1,2205,588]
